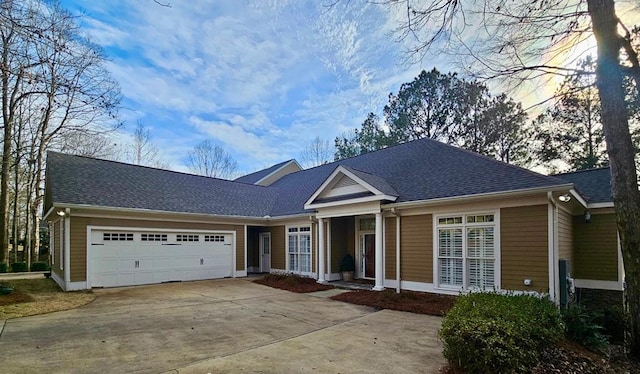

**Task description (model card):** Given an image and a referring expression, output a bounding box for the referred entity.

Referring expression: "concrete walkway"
[0,278,445,373]
[0,271,48,280]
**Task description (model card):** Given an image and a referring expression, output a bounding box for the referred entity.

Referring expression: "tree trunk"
[11,156,19,263]
[0,103,12,266]
[588,0,640,358]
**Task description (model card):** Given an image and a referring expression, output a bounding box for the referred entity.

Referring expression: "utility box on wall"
[559,259,571,307]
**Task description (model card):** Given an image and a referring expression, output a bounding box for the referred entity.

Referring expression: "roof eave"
[46,203,271,222]
[587,202,615,209]
[383,184,574,210]
[304,194,398,210]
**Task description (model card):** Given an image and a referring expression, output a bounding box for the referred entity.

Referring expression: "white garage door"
[89,229,234,288]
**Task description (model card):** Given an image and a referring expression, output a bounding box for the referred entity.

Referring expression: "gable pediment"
[318,174,369,199]
[304,166,398,209]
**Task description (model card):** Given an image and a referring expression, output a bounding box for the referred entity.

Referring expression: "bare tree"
[187,140,237,179]
[56,131,118,159]
[0,0,121,266]
[300,136,333,167]
[123,121,167,168]
[382,0,640,357]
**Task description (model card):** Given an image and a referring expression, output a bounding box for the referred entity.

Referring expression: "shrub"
[340,254,355,272]
[440,292,563,373]
[30,262,50,272]
[598,304,627,344]
[563,304,608,351]
[10,262,27,272]
[0,263,6,273]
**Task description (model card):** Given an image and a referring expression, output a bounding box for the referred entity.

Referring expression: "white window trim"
[286,224,312,275]
[433,210,501,292]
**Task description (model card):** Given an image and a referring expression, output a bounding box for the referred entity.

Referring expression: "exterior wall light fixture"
[558,194,571,202]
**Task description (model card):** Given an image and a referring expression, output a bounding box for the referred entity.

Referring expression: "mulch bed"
[331,289,456,316]
[253,274,335,293]
[0,289,34,306]
[531,341,640,374]
[439,340,640,374]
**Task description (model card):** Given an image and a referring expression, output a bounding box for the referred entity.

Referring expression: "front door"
[260,232,271,272]
[360,233,375,278]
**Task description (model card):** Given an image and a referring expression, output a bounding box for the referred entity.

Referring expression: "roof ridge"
[553,166,611,176]
[47,151,272,188]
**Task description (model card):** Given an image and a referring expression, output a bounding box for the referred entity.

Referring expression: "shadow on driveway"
[0,279,445,373]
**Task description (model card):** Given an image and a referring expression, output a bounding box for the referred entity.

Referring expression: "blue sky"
[58,0,455,175]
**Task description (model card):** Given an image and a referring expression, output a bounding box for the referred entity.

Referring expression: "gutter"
[383,184,574,210]
[49,203,271,223]
[48,203,315,224]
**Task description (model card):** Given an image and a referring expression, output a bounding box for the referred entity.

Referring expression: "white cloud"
[62,0,450,172]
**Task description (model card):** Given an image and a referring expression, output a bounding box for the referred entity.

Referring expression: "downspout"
[390,208,401,293]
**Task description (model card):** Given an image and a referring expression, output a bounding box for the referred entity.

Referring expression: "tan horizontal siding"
[69,216,245,282]
[270,225,285,270]
[385,217,396,279]
[400,214,432,283]
[573,213,618,281]
[501,205,548,292]
[558,209,573,264]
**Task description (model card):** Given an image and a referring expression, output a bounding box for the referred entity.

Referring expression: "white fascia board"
[53,203,270,223]
[265,213,314,221]
[587,202,615,209]
[304,194,397,210]
[304,165,396,207]
[568,189,588,208]
[43,205,56,221]
[255,160,302,185]
[383,184,574,210]
[304,166,348,207]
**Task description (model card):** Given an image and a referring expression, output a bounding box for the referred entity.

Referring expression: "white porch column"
[373,212,384,291]
[317,218,326,284]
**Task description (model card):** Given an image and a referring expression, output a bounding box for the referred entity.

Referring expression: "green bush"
[30,262,50,271]
[563,304,608,351]
[10,262,27,272]
[440,292,563,373]
[340,254,355,272]
[0,263,6,273]
[598,305,627,344]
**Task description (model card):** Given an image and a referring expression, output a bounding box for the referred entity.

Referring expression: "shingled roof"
[554,167,613,204]
[234,159,297,184]
[45,152,278,217]
[268,138,572,216]
[46,138,575,218]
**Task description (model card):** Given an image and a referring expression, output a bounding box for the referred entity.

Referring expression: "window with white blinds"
[437,213,497,289]
[287,226,311,273]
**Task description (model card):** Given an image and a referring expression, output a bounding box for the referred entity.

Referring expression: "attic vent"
[334,175,357,189]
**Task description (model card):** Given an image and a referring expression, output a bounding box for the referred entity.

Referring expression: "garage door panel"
[90,230,233,288]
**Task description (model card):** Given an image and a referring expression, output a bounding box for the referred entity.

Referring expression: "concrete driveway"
[0,279,445,373]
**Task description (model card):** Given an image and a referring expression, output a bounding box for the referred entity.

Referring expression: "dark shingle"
[47,152,278,217]
[47,138,575,219]
[554,167,613,203]
[234,159,296,184]
[341,166,398,197]
[268,138,571,216]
